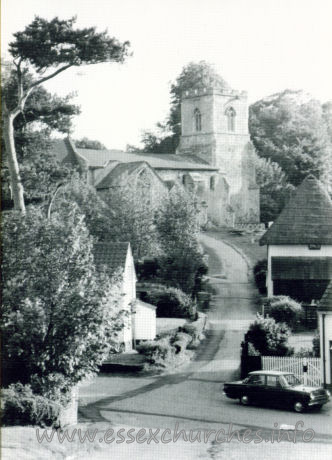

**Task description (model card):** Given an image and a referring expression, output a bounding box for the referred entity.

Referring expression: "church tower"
[177,82,260,224]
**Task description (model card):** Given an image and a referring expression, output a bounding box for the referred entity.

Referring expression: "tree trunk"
[3,109,26,214]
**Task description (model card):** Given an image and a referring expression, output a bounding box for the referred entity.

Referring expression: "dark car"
[223,370,330,413]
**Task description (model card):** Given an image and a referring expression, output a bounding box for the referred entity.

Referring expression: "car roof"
[249,370,293,376]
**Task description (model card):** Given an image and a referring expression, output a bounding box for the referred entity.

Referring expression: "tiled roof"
[260,175,332,245]
[51,139,218,171]
[95,161,164,189]
[93,242,129,275]
[318,282,332,311]
[75,147,218,171]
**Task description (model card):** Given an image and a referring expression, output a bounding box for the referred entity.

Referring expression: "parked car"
[223,370,330,413]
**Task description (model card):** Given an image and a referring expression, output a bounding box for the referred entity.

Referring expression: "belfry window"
[194,108,202,132]
[226,107,236,132]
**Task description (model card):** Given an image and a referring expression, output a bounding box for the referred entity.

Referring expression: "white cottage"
[260,175,332,303]
[93,241,156,350]
[317,282,332,389]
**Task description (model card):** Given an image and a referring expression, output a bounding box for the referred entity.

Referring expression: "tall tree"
[1,205,124,390]
[254,155,295,222]
[155,189,207,295]
[2,69,80,207]
[249,90,332,187]
[3,16,130,213]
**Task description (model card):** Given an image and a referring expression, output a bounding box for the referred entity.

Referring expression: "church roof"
[76,147,217,171]
[260,175,332,245]
[50,139,217,172]
[317,282,332,311]
[93,242,130,275]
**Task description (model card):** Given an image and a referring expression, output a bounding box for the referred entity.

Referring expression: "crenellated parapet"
[182,86,247,99]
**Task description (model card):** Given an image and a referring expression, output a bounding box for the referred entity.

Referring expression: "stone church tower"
[177,83,260,224]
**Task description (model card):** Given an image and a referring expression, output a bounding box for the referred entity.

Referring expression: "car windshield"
[283,374,301,387]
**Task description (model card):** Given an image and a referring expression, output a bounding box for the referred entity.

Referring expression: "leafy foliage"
[102,182,161,259]
[136,61,227,152]
[2,383,62,428]
[246,314,292,356]
[52,176,112,240]
[9,16,130,71]
[75,137,107,149]
[1,205,124,391]
[155,189,207,295]
[4,16,130,212]
[254,156,295,222]
[136,337,176,367]
[265,296,303,329]
[2,131,74,207]
[249,90,332,187]
[144,286,196,319]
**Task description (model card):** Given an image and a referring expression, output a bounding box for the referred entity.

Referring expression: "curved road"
[79,233,332,450]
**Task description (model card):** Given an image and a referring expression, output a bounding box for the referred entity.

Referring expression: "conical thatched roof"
[318,282,332,311]
[260,175,332,245]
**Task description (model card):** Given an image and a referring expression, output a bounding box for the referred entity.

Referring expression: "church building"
[51,79,260,226]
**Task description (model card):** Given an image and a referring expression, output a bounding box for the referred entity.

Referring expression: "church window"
[210,176,216,191]
[194,108,202,132]
[225,107,236,132]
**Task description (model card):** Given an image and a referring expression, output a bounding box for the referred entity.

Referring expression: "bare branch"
[28,64,74,90]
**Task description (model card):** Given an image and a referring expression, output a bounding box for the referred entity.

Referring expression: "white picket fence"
[262,356,322,387]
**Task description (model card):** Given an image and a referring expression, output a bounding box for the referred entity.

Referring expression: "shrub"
[2,383,62,427]
[293,347,315,358]
[135,258,161,281]
[136,337,175,367]
[246,314,292,356]
[172,332,192,353]
[144,286,196,319]
[181,314,206,340]
[253,259,267,294]
[264,296,302,329]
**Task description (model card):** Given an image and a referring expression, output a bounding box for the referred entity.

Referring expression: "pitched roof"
[95,161,165,189]
[260,175,332,245]
[93,242,130,275]
[318,282,332,311]
[50,139,218,172]
[76,147,218,171]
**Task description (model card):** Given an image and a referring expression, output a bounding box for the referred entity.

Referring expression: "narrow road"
[79,233,257,425]
[79,232,331,449]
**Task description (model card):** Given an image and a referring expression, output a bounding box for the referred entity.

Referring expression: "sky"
[2,0,332,149]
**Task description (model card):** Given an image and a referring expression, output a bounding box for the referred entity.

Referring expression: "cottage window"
[194,108,202,132]
[225,107,236,132]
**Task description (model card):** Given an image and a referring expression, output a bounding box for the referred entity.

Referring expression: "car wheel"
[240,395,250,406]
[293,401,306,413]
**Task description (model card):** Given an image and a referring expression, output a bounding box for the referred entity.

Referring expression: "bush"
[135,258,161,281]
[136,337,175,367]
[181,314,206,340]
[253,259,267,294]
[2,383,62,427]
[172,332,192,353]
[246,314,292,356]
[264,296,302,329]
[144,286,197,319]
